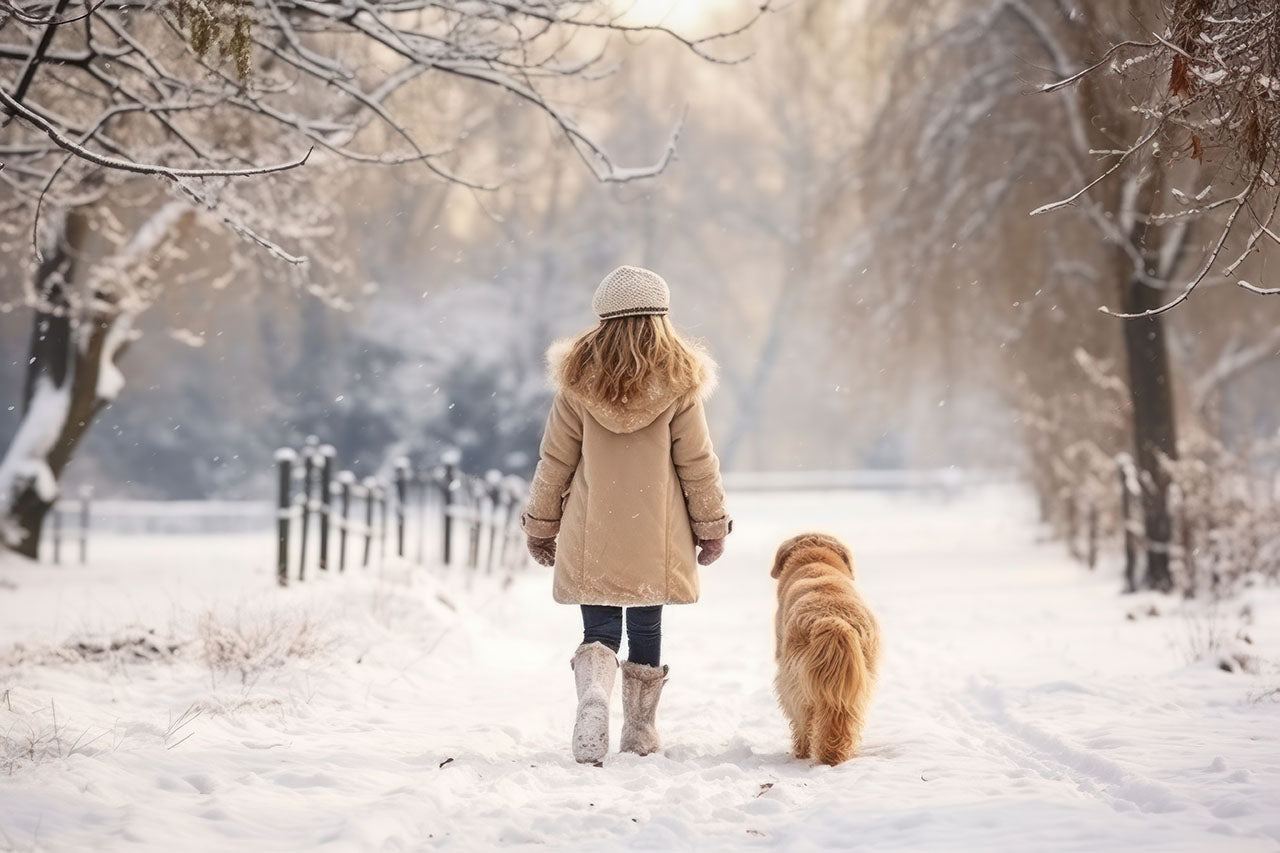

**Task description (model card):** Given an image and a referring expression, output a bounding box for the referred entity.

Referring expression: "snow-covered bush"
[1020,339,1280,599]
[1164,435,1280,598]
[1019,348,1131,566]
[197,607,335,687]
[1174,599,1259,675]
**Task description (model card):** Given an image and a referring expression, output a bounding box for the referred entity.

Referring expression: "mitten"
[527,535,557,567]
[697,537,725,566]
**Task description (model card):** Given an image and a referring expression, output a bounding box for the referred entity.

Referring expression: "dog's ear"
[770,535,798,579]
[811,533,854,577]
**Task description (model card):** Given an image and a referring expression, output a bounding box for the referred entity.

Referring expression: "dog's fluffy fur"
[771,532,881,765]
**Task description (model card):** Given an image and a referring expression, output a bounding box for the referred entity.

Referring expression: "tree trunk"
[0,210,129,558]
[2,203,187,559]
[1118,277,1178,592]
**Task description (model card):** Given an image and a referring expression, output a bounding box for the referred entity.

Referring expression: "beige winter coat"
[522,341,732,606]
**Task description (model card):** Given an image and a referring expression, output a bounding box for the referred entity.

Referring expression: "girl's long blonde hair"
[562,315,701,405]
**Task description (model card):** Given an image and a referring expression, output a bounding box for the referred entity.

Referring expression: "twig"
[1038,39,1159,94]
[1,89,313,179]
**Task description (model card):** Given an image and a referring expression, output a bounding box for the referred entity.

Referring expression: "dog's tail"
[802,617,867,708]
[801,617,873,765]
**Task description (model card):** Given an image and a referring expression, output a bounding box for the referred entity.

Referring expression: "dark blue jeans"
[581,605,662,667]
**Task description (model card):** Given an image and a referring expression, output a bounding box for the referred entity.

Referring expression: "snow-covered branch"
[1,0,768,272]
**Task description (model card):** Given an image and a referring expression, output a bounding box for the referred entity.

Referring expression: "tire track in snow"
[933,677,1253,840]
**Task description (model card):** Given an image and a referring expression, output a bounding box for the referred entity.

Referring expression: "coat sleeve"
[521,392,583,539]
[671,396,732,540]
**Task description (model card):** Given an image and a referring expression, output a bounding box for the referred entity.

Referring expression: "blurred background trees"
[3,0,1280,594]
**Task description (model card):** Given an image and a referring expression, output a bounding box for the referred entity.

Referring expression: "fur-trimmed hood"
[546,337,718,435]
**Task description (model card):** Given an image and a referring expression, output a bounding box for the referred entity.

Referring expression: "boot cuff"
[621,661,669,681]
[571,641,618,670]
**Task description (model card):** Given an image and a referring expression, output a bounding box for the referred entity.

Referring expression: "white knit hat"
[592,265,670,320]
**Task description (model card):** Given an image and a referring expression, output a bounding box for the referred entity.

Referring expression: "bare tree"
[0,0,767,557]
[858,0,1247,592]
[1015,2,1280,591]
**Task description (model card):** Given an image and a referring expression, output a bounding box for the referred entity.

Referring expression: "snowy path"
[2,488,1279,850]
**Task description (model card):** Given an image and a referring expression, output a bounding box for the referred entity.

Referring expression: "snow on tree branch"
[1037,0,1280,315]
[0,0,769,275]
[1,89,313,180]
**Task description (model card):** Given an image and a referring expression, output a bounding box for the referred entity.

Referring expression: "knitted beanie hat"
[592,265,670,320]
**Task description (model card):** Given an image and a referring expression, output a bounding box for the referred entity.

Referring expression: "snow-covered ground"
[1,487,1278,851]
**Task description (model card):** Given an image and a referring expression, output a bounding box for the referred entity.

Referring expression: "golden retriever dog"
[771,532,881,765]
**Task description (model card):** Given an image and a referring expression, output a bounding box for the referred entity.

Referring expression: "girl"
[522,265,731,764]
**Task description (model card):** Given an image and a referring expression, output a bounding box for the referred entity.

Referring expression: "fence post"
[500,476,522,569]
[275,448,296,587]
[362,477,377,568]
[475,478,488,570]
[1117,454,1137,593]
[460,475,472,570]
[484,470,503,574]
[416,469,429,565]
[394,458,410,559]
[378,484,388,564]
[468,477,484,570]
[337,471,354,572]
[52,503,62,566]
[318,445,335,572]
[78,486,91,565]
[298,443,317,582]
[441,449,461,566]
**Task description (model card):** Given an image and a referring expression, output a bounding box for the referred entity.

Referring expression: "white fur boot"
[619,661,668,756]
[570,642,618,764]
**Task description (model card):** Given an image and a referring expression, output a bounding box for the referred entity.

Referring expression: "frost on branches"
[1040,0,1280,314]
